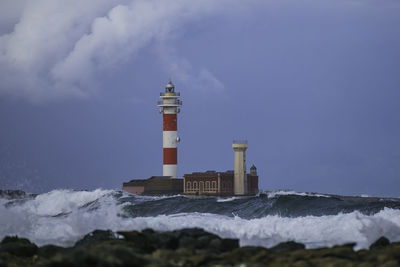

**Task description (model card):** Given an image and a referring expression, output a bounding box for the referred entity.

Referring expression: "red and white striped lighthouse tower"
[157,81,182,177]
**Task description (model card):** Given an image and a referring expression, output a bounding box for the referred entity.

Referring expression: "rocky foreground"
[0,228,399,267]
[0,190,29,199]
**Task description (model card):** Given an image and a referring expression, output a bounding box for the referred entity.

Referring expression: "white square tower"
[232,140,248,195]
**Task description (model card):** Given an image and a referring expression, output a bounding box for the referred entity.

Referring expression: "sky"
[0,0,399,197]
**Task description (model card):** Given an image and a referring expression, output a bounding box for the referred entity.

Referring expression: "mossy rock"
[38,245,159,267]
[74,229,117,249]
[152,248,194,266]
[117,230,156,252]
[0,251,36,267]
[270,241,305,253]
[38,245,67,258]
[0,236,38,257]
[217,246,270,265]
[370,236,390,250]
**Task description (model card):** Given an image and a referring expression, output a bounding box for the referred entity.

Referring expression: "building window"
[205,181,210,190]
[187,182,191,190]
[212,181,216,190]
[193,181,198,190]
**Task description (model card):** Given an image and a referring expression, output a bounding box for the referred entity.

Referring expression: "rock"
[118,230,156,252]
[370,236,390,250]
[0,190,27,199]
[209,238,222,251]
[376,243,400,262]
[3,228,400,266]
[310,244,357,261]
[270,241,305,252]
[152,248,194,266]
[357,263,376,267]
[74,229,117,249]
[0,236,38,257]
[170,228,239,253]
[310,257,355,267]
[40,242,160,267]
[38,244,67,258]
[123,229,178,251]
[0,253,33,267]
[208,238,239,253]
[381,260,400,267]
[178,235,198,250]
[173,228,216,238]
[218,246,270,264]
[220,238,239,252]
[142,230,179,250]
[175,247,195,257]
[189,253,213,266]
[292,260,313,267]
[196,235,214,249]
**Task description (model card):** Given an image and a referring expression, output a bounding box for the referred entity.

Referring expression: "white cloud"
[156,47,225,94]
[0,0,229,102]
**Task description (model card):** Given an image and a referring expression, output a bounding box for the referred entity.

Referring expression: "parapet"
[232,140,248,150]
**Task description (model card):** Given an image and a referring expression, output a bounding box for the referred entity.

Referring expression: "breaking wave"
[1,189,400,250]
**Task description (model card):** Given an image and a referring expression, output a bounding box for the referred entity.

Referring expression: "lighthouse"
[123,81,258,196]
[157,81,182,177]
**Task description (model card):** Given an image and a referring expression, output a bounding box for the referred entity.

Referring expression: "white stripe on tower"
[163,131,177,148]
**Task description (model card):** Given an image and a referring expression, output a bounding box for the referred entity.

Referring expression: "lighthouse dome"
[250,164,257,174]
[165,81,175,92]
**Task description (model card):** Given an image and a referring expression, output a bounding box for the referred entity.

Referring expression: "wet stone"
[178,236,198,250]
[370,236,390,250]
[143,231,179,250]
[0,236,38,257]
[38,244,67,258]
[220,238,239,252]
[270,241,305,253]
[1,228,400,266]
[74,229,117,249]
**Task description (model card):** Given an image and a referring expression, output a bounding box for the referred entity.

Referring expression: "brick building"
[183,165,258,196]
[123,176,183,195]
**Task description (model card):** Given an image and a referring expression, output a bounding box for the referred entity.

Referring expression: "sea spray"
[1,189,400,249]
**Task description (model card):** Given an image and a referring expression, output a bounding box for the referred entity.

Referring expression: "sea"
[1,189,400,250]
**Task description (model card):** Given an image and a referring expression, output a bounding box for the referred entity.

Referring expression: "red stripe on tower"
[163,114,177,131]
[163,148,177,164]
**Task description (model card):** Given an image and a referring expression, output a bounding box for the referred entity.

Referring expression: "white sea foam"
[27,189,114,216]
[216,196,241,202]
[121,192,179,203]
[121,209,400,250]
[265,190,330,198]
[1,189,400,250]
[0,189,118,245]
